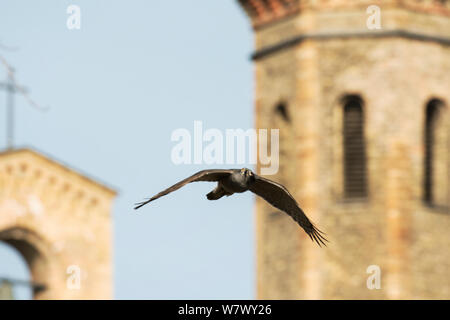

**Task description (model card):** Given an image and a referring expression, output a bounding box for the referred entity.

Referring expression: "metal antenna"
[0,69,28,149]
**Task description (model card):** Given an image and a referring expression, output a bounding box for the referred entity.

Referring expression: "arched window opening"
[342,95,367,199]
[0,242,32,300]
[424,99,448,208]
[0,228,48,300]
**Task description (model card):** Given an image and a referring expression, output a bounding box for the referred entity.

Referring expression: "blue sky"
[0,0,254,299]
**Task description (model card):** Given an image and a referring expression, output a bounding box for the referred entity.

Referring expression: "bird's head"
[240,168,254,180]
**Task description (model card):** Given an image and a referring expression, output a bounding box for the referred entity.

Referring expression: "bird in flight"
[135,168,328,247]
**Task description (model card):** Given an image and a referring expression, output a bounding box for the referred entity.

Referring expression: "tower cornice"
[251,29,450,60]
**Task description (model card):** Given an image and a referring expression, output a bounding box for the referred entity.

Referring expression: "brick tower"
[238,0,450,299]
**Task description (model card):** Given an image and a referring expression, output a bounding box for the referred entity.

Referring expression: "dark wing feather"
[134,169,235,209]
[249,175,328,247]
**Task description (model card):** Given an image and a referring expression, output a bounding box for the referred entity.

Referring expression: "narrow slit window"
[424,99,448,207]
[275,102,290,123]
[343,96,367,199]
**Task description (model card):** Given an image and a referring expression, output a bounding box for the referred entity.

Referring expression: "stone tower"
[238,0,450,299]
[0,148,116,299]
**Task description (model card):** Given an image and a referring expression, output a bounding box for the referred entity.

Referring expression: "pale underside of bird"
[134,168,328,247]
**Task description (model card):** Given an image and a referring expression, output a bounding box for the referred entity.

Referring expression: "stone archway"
[0,227,51,299]
[0,148,116,299]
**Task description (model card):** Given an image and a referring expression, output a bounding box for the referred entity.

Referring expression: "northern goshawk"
[135,168,328,246]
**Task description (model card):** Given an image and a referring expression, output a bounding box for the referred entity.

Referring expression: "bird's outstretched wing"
[249,175,328,247]
[134,169,236,209]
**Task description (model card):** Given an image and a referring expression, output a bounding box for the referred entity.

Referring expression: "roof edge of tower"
[238,0,300,29]
[238,0,450,30]
[0,146,118,196]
